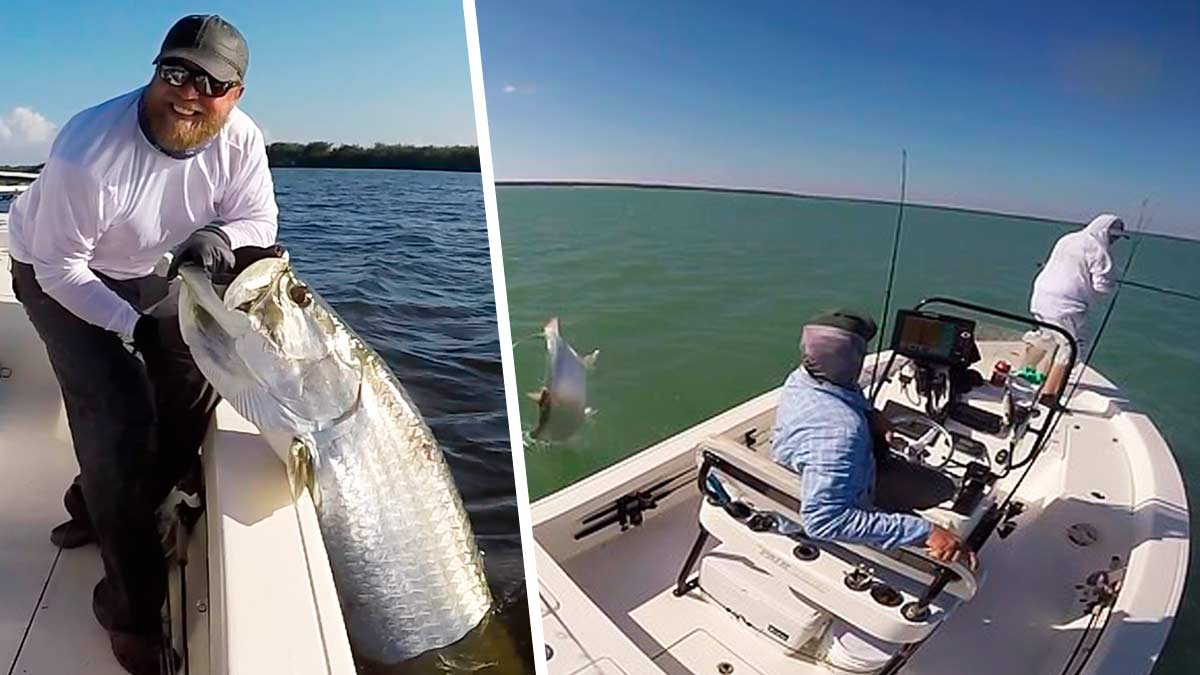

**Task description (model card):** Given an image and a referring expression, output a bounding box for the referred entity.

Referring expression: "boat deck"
[553,487,1123,675]
[563,497,835,674]
[0,250,128,675]
[534,347,1189,674]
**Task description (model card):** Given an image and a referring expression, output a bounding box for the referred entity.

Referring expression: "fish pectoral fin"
[527,388,548,404]
[286,436,321,509]
[582,349,599,369]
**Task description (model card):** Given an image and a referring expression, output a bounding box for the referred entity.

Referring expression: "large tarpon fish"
[176,254,492,663]
[529,317,597,442]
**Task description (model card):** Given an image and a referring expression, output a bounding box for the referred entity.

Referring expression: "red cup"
[991,360,1011,387]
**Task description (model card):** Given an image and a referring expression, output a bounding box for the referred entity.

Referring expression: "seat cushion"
[696,437,981,602]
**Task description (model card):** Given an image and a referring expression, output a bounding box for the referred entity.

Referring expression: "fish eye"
[289,284,313,308]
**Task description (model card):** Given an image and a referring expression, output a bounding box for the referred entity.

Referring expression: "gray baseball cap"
[808,309,878,342]
[153,15,248,83]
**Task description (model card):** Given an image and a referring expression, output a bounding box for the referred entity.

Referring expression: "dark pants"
[874,454,958,514]
[11,261,219,634]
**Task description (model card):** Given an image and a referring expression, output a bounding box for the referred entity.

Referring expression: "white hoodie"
[1030,214,1123,324]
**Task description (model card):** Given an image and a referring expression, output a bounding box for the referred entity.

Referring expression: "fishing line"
[1118,279,1200,303]
[869,150,907,403]
[1033,268,1200,303]
[1065,200,1149,401]
[509,329,546,349]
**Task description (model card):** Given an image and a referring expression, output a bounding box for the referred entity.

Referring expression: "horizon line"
[493,179,1196,243]
[266,141,480,149]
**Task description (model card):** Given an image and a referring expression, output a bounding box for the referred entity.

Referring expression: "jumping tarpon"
[529,317,597,442]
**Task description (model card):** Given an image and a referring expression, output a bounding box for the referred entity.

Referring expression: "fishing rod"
[869,150,907,404]
[1031,267,1200,304]
[1065,200,1149,400]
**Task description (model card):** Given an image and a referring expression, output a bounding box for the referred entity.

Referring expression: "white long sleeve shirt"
[1030,214,1121,323]
[8,88,278,338]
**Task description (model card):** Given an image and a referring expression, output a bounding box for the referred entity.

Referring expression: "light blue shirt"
[771,368,931,549]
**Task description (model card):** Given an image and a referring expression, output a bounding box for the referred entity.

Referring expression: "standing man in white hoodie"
[1030,214,1128,364]
[6,15,276,675]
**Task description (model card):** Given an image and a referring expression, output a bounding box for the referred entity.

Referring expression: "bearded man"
[6,15,276,675]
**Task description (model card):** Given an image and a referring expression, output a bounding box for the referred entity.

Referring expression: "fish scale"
[177,256,492,664]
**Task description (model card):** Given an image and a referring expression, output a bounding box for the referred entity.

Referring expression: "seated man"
[771,310,965,563]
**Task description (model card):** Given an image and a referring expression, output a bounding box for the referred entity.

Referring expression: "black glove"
[211,244,288,285]
[168,225,234,279]
[132,314,160,357]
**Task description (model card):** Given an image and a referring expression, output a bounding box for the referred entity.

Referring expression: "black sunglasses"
[156,62,239,98]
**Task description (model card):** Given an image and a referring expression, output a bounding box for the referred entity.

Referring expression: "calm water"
[499,185,1199,674]
[275,169,530,673]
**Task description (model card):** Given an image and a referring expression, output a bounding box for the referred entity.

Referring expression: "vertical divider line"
[461,2,549,674]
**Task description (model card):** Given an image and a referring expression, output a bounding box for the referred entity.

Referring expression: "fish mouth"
[225,256,292,313]
[182,252,360,429]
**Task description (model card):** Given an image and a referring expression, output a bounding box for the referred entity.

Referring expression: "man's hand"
[168,225,234,279]
[926,524,976,568]
[869,409,894,436]
[869,409,898,455]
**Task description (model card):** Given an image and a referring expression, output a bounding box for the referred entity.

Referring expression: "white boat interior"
[533,303,1189,675]
[2,175,357,675]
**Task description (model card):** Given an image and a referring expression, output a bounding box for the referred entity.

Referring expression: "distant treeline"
[266,142,480,172]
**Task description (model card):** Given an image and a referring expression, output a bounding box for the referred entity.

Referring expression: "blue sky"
[479,1,1200,239]
[0,1,476,163]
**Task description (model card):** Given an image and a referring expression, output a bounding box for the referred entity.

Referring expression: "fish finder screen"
[897,315,955,360]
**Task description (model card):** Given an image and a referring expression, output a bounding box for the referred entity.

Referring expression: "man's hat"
[808,309,877,342]
[154,15,248,83]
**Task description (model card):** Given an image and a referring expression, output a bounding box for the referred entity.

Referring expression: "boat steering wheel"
[888,414,954,470]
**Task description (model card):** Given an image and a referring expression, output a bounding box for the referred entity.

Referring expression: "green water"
[499,185,1199,673]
